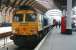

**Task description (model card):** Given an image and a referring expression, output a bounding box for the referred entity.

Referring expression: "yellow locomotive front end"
[10,6,50,49]
[12,10,38,36]
[11,6,41,48]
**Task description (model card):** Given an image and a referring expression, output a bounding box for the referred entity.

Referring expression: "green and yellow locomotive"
[10,5,50,48]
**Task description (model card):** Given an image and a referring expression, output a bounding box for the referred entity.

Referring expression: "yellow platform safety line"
[34,30,50,50]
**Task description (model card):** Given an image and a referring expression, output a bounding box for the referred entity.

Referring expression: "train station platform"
[0,27,12,38]
[0,27,11,33]
[35,27,76,50]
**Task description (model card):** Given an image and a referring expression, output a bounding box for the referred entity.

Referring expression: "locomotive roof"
[15,5,33,10]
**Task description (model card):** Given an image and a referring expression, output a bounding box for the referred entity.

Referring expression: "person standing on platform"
[58,21,61,28]
[55,21,58,28]
[53,19,56,27]
[53,19,58,28]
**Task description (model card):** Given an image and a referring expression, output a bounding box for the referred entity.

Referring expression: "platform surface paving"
[39,27,76,50]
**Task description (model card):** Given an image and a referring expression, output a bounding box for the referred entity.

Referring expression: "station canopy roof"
[0,0,50,14]
[53,0,76,10]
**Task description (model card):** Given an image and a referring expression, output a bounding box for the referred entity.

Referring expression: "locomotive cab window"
[13,14,23,22]
[25,14,36,21]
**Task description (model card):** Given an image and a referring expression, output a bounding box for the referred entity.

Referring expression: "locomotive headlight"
[33,31,37,34]
[12,28,19,33]
[12,29,16,33]
[31,30,37,34]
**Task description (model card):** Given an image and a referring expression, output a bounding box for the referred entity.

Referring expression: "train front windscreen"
[13,13,37,23]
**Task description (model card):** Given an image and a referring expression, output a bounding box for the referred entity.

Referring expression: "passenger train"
[10,5,51,49]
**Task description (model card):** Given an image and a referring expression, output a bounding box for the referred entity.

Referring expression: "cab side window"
[14,14,23,22]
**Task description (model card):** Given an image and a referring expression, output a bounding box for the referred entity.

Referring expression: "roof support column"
[66,0,72,34]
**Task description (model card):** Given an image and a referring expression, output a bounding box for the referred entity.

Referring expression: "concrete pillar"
[66,0,72,34]
[62,9,66,17]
